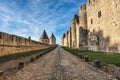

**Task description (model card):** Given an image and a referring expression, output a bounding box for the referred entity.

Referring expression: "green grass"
[0,45,57,63]
[62,46,120,66]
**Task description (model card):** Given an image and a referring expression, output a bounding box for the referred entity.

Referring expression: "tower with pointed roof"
[39,30,49,44]
[49,33,56,45]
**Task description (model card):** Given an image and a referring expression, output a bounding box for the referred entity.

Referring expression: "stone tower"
[79,4,88,50]
[71,15,79,48]
[79,4,87,29]
[62,33,65,46]
[49,33,56,45]
[39,30,49,44]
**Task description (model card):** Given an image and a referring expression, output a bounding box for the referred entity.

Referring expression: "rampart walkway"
[5,46,117,80]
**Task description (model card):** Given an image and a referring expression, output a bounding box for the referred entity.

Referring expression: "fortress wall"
[79,5,87,29]
[71,20,76,48]
[0,32,49,56]
[86,0,120,52]
[62,0,120,53]
[76,22,80,48]
[77,4,88,49]
[62,35,64,46]
[68,30,70,47]
[63,33,67,46]
[66,31,69,46]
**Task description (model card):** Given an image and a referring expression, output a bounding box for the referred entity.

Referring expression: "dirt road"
[5,46,117,80]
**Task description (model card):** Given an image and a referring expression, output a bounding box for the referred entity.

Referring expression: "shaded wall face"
[79,27,88,50]
[77,5,87,48]
[86,0,120,52]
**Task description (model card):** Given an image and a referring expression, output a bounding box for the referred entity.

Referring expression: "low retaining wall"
[0,45,49,56]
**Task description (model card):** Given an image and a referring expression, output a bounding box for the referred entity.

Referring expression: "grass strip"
[62,46,120,66]
[0,45,57,63]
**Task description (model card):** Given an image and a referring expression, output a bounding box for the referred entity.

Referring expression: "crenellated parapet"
[61,0,120,53]
[0,32,49,56]
[0,32,47,47]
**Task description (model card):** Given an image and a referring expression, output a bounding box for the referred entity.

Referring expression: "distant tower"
[49,33,56,45]
[39,30,49,44]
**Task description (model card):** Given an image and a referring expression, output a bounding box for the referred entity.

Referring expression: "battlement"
[86,0,98,6]
[80,4,86,10]
[0,32,47,47]
[0,32,50,56]
[71,15,79,24]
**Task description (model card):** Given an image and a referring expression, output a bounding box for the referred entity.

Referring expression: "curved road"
[5,46,117,80]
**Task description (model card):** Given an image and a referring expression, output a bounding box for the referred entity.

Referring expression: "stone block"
[18,61,24,69]
[84,56,89,62]
[36,55,39,59]
[78,54,84,59]
[0,71,4,80]
[115,67,120,79]
[94,60,101,68]
[39,54,43,57]
[30,58,34,62]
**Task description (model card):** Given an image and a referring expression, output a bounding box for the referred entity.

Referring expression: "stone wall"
[86,0,120,52]
[71,15,79,48]
[0,32,49,56]
[62,0,120,53]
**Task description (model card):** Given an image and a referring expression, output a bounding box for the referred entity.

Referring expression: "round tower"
[49,33,56,45]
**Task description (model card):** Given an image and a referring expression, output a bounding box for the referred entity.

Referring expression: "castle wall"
[63,33,67,46]
[62,0,120,53]
[67,30,70,47]
[86,0,120,52]
[71,17,77,48]
[77,4,88,49]
[0,32,49,56]
[66,32,69,46]
[76,22,80,48]
[79,5,87,29]
[61,37,64,46]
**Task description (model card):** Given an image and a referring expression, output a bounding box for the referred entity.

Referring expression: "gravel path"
[5,46,117,80]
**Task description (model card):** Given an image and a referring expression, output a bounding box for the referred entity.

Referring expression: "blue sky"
[0,0,87,44]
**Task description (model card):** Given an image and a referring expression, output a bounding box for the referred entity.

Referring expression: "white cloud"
[0,0,86,44]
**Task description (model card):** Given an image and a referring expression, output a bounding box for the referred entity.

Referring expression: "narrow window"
[91,19,93,24]
[98,10,101,18]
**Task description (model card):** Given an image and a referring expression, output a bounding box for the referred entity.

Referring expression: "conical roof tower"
[50,33,55,39]
[40,30,49,39]
[39,30,49,44]
[49,33,56,45]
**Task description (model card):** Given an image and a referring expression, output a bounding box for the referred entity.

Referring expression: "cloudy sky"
[0,0,87,44]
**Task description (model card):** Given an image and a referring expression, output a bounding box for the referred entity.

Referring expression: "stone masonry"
[62,0,120,53]
[0,32,49,56]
